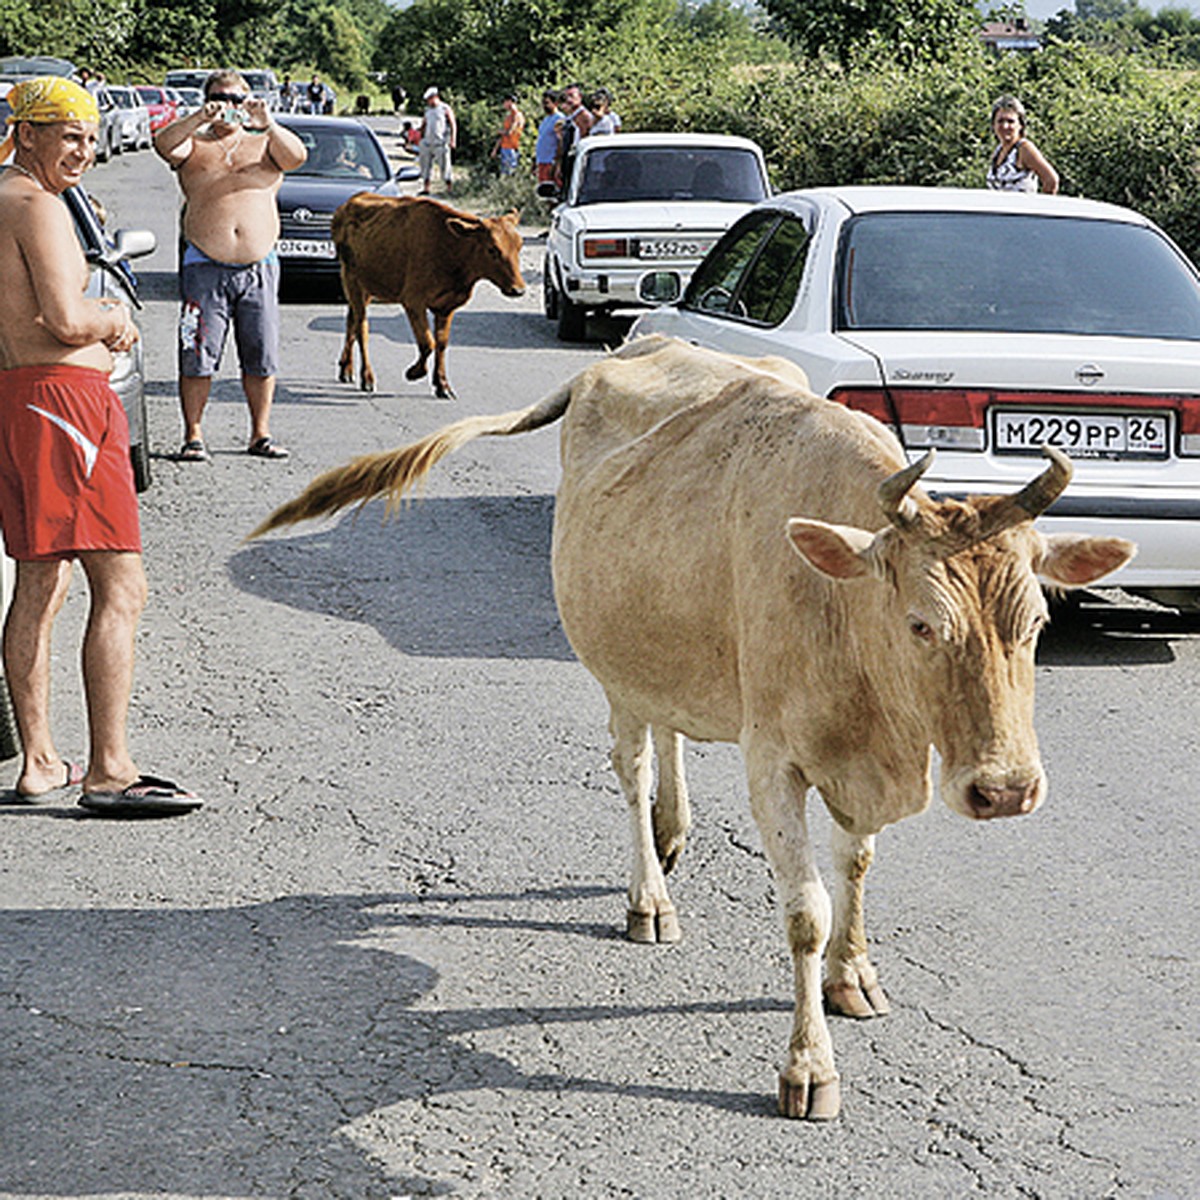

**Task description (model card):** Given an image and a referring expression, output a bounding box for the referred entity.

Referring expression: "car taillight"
[583,237,628,259]
[829,387,986,450]
[1179,398,1200,456]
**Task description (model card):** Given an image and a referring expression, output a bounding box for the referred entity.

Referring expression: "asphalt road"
[1,136,1197,1200]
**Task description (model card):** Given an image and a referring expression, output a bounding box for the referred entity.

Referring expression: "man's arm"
[244,98,307,171]
[448,105,458,149]
[153,99,224,167]
[19,192,133,350]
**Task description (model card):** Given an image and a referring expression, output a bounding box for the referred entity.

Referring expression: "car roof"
[766,185,1152,227]
[577,132,765,155]
[277,113,374,132]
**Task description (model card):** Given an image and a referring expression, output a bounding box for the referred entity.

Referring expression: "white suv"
[543,132,769,341]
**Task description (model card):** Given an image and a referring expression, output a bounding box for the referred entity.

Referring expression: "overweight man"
[154,70,306,462]
[0,77,199,815]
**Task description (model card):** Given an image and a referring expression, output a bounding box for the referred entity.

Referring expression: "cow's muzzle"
[965,777,1042,820]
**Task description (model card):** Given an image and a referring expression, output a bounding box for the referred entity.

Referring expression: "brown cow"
[252,337,1135,1120]
[333,194,525,399]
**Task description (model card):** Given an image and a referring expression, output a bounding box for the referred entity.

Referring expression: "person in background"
[306,74,325,115]
[278,74,295,114]
[554,82,593,190]
[0,77,200,816]
[418,86,457,195]
[586,87,619,138]
[534,89,564,187]
[153,69,307,462]
[491,93,526,175]
[986,95,1058,194]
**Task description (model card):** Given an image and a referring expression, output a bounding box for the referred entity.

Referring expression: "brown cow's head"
[785,448,1135,822]
[447,210,526,298]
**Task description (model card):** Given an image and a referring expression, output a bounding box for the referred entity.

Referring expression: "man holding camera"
[154,70,306,462]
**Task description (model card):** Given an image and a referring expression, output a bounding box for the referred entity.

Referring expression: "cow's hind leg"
[431,310,457,399]
[823,822,889,1018]
[610,703,681,944]
[338,276,372,389]
[651,725,690,875]
[403,304,434,386]
[745,746,840,1119]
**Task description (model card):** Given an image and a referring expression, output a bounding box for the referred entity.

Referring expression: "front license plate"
[277,238,336,259]
[993,409,1170,460]
[637,238,714,260]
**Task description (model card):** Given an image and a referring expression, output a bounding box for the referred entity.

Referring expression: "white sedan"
[544,132,770,341]
[632,185,1200,609]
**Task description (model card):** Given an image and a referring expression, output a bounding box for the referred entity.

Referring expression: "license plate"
[277,238,336,259]
[637,238,714,260]
[992,409,1170,460]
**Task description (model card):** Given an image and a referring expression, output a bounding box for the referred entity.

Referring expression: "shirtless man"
[153,70,306,462]
[554,83,594,191]
[0,77,199,814]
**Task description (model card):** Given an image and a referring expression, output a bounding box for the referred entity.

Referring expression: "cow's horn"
[1010,444,1073,518]
[878,450,934,528]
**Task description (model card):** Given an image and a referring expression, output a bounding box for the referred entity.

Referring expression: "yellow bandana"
[0,76,100,163]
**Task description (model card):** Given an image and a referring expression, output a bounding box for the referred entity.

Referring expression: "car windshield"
[135,88,160,103]
[111,90,135,109]
[838,211,1200,340]
[289,126,389,181]
[574,146,766,206]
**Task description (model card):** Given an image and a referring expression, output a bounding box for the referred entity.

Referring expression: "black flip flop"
[248,437,289,459]
[79,774,203,817]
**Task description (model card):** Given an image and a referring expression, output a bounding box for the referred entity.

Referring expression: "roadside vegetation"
[5,0,1200,257]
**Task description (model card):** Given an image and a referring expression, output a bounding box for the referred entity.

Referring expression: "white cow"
[253,336,1135,1118]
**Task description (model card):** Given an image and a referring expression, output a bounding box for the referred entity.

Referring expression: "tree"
[761,0,981,67]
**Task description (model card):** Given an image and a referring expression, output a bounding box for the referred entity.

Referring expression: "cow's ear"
[503,208,521,225]
[1036,533,1136,586]
[787,518,875,580]
[446,217,477,239]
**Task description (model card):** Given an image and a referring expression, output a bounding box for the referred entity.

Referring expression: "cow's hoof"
[626,907,681,944]
[360,378,376,393]
[824,979,890,1019]
[337,367,353,384]
[778,1072,841,1120]
[405,363,428,381]
[434,384,456,400]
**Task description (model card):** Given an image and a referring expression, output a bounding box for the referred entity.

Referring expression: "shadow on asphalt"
[1037,590,1200,666]
[229,494,575,661]
[0,889,785,1196]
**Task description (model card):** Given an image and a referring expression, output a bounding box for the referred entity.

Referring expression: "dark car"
[274,113,417,288]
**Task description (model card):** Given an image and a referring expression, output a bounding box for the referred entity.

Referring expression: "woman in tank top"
[987,96,1059,194]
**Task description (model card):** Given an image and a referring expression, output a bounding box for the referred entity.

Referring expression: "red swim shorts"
[0,364,141,561]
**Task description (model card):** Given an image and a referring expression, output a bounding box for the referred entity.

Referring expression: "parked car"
[543,132,770,341]
[93,93,122,162]
[632,184,1200,609]
[164,68,214,92]
[272,113,410,288]
[134,85,177,133]
[101,85,151,151]
[240,69,280,109]
[171,86,203,116]
[0,54,74,76]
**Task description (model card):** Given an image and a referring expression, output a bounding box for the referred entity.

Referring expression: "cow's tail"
[247,382,573,540]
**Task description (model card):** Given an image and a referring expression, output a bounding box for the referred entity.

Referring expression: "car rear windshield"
[837,211,1200,340]
[289,126,389,182]
[575,147,767,206]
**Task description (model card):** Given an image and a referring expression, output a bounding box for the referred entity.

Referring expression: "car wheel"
[556,294,587,342]
[543,264,560,320]
[112,131,122,156]
[130,389,152,493]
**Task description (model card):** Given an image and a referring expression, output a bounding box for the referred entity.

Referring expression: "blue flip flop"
[79,774,203,817]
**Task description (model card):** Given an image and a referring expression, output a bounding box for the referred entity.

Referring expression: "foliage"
[760,0,981,68]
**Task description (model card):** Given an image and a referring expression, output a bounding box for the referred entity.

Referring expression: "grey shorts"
[178,250,281,378]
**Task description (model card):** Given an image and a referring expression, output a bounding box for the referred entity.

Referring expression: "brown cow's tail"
[247,383,573,540]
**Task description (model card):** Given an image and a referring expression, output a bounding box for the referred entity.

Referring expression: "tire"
[543,262,560,320]
[0,676,18,763]
[556,294,587,342]
[130,389,152,493]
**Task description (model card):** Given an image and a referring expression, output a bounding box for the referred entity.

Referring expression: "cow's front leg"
[338,276,365,386]
[745,748,840,1119]
[651,725,690,874]
[610,701,681,944]
[431,311,457,399]
[824,822,889,1019]
[402,304,434,386]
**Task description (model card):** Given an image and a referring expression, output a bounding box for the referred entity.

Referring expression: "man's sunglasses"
[208,93,246,104]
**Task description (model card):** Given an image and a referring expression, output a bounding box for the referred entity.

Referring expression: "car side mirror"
[112,228,157,262]
[535,181,560,201]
